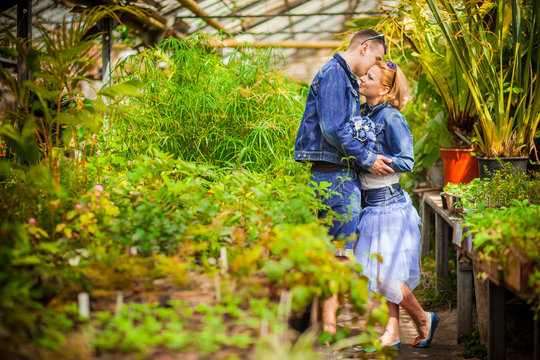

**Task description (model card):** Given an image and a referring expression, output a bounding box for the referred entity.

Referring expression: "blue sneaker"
[353,341,401,353]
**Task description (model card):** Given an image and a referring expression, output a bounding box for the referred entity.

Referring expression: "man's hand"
[368,155,394,176]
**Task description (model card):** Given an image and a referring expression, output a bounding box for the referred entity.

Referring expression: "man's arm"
[316,67,392,172]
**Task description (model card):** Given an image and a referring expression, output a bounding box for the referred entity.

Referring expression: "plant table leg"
[535,316,540,360]
[488,279,506,360]
[420,194,431,258]
[435,214,448,293]
[457,253,473,343]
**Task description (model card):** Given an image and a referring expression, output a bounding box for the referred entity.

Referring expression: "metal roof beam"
[175,11,363,19]
[230,0,308,35]
[283,0,295,39]
[228,0,349,38]
[174,0,229,34]
[211,38,342,49]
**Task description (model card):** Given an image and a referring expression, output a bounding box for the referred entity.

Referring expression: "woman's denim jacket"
[358,102,414,173]
[294,54,378,170]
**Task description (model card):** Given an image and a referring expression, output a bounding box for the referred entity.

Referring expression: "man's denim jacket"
[294,54,378,170]
[359,102,415,173]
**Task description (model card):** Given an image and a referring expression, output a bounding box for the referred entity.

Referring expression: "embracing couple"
[294,29,438,351]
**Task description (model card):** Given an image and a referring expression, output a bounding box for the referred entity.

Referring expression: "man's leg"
[322,294,339,335]
[311,169,362,338]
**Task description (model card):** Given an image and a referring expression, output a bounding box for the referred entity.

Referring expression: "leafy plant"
[449,162,540,212]
[0,6,143,187]
[108,35,304,172]
[426,0,540,158]
[366,0,477,148]
[463,200,540,273]
[459,327,487,359]
[415,255,457,309]
[413,111,453,171]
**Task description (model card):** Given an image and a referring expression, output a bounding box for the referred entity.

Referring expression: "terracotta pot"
[439,148,479,185]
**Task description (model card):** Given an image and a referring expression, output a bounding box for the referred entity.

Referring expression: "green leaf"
[0,118,40,164]
[112,156,127,166]
[26,49,41,73]
[12,254,43,266]
[0,46,17,58]
[99,80,143,99]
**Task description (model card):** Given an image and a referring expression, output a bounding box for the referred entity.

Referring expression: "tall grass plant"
[109,36,304,172]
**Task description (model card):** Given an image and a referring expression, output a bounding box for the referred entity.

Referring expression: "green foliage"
[415,255,457,309]
[426,0,540,158]
[463,196,540,310]
[0,6,145,187]
[83,148,323,259]
[456,165,540,310]
[108,36,305,172]
[0,12,387,359]
[459,328,487,359]
[0,210,80,350]
[2,149,388,354]
[370,0,477,146]
[413,111,453,170]
[444,163,540,212]
[463,201,540,263]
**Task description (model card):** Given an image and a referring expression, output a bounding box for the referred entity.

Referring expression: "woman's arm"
[384,112,415,173]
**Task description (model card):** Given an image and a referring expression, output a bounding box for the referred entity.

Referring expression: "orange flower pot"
[439,148,479,185]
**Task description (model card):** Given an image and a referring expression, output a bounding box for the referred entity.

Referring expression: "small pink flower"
[94,184,104,192]
[28,218,36,226]
[75,204,83,210]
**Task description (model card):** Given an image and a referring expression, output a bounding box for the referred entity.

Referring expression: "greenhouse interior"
[0,0,539,359]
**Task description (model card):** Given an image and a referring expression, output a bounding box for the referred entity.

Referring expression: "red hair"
[373,60,410,111]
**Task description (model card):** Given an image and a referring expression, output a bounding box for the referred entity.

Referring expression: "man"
[294,29,394,340]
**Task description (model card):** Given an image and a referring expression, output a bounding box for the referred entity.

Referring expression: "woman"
[353,60,438,350]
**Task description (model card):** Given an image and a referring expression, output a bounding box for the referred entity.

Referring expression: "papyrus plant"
[426,0,540,158]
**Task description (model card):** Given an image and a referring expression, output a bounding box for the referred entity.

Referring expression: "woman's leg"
[398,284,431,339]
[380,301,400,345]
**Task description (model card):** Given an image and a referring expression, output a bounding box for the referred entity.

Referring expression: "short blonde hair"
[373,60,410,111]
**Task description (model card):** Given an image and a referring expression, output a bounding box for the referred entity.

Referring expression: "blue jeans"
[311,169,361,250]
[361,184,406,208]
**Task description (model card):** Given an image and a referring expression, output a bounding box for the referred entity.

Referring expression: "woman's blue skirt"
[354,185,421,304]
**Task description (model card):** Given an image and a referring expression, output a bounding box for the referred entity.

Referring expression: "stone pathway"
[327,304,471,360]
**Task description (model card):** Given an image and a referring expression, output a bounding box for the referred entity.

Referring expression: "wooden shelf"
[421,190,540,359]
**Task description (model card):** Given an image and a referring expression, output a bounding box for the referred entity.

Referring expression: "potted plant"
[427,0,540,179]
[361,1,479,185]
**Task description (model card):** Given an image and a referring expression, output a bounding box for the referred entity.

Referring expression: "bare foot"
[380,329,400,346]
[416,311,431,339]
